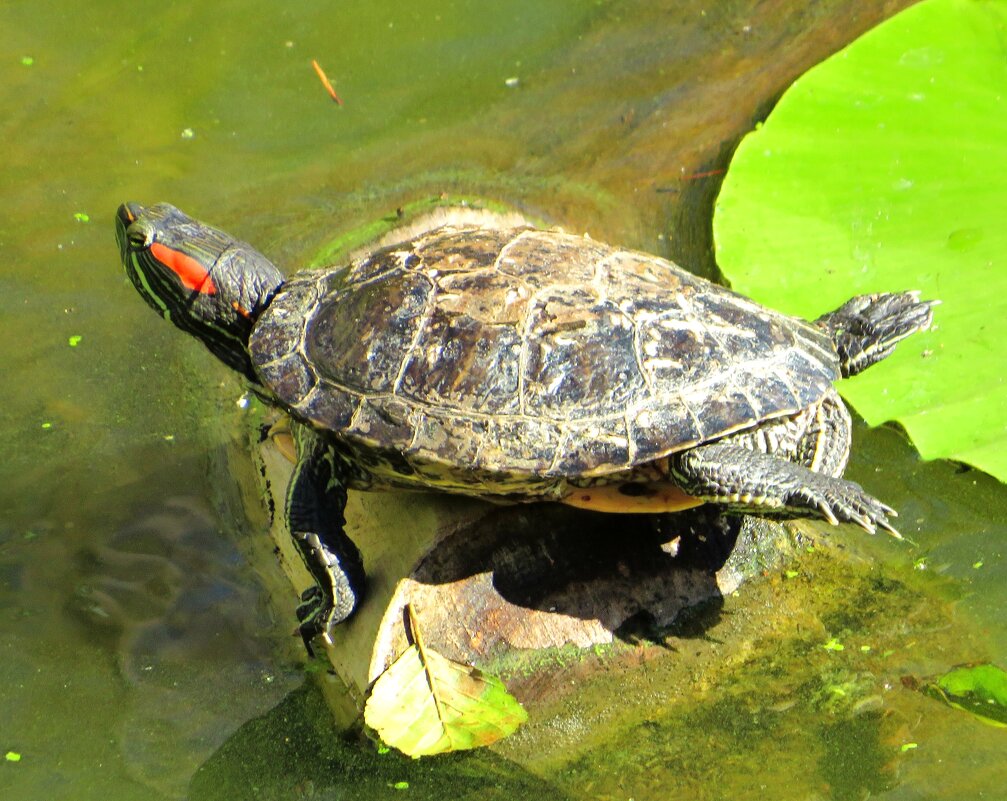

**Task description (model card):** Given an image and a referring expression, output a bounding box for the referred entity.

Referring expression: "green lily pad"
[364,607,527,757]
[714,0,1007,482]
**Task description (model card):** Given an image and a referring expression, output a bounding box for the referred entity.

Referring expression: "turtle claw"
[877,517,903,540]
[815,498,840,526]
[794,476,899,537]
[296,626,318,659]
[847,510,874,533]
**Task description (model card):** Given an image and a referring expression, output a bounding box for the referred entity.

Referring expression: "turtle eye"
[126,223,153,250]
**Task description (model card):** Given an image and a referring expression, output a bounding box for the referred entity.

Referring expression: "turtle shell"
[248,226,839,479]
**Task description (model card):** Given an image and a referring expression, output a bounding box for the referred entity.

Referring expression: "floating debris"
[905,663,1007,728]
[311,59,343,105]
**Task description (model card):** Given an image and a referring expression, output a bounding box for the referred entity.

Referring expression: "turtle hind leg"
[816,291,936,377]
[670,443,899,536]
[286,425,365,654]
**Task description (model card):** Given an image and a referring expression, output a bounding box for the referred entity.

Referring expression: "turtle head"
[116,202,284,382]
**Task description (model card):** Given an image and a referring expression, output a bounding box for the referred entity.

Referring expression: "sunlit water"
[2,1,1003,799]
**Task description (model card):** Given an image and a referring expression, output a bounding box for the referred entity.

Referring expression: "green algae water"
[1,1,1004,798]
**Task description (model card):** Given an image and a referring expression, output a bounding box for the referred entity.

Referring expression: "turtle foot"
[790,475,901,538]
[295,586,330,656]
[672,443,901,537]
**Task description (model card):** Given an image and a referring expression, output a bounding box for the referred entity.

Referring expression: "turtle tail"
[815,291,937,378]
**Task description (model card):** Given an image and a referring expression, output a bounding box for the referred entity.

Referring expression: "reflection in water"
[68,496,300,799]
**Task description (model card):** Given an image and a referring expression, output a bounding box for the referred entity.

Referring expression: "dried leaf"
[364,608,527,757]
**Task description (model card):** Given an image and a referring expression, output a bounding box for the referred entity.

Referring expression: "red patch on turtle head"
[150,241,218,295]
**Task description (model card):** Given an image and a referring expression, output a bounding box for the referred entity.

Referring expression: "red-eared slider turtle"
[115,202,934,650]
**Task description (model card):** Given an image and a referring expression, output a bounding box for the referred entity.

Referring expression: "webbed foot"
[672,443,900,537]
[295,587,326,656]
[787,473,899,537]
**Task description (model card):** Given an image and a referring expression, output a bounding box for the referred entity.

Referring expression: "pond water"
[2,1,1004,799]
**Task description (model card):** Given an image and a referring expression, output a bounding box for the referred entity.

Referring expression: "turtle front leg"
[670,443,899,536]
[286,424,366,653]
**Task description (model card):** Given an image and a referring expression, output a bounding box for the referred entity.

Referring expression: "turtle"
[115,201,935,650]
